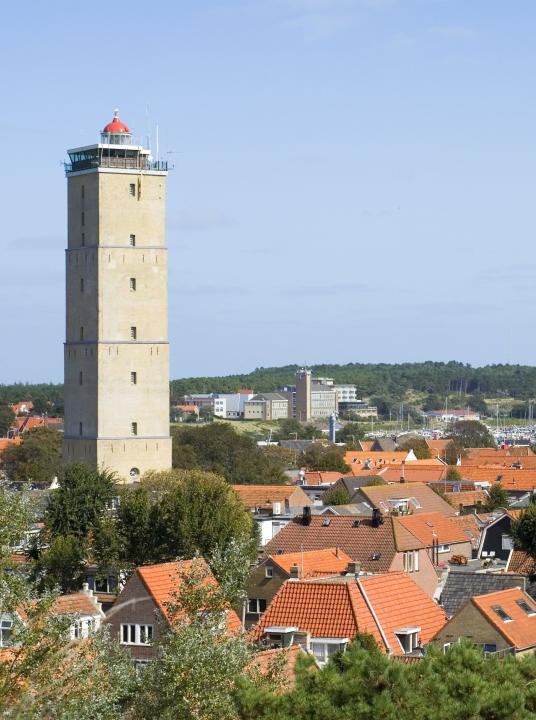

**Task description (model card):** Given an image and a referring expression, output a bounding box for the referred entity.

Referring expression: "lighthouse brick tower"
[63,111,172,481]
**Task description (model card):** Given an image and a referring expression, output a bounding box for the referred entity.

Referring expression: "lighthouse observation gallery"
[63,112,172,481]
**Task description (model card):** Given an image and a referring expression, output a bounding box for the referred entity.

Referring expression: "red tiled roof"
[376,465,447,483]
[51,593,101,616]
[249,645,307,688]
[471,588,536,651]
[255,579,384,648]
[446,490,488,507]
[256,573,447,656]
[262,515,422,572]
[447,515,481,545]
[358,482,456,516]
[0,437,22,454]
[507,550,536,576]
[394,512,471,547]
[270,548,353,579]
[303,471,344,486]
[359,573,447,654]
[232,485,311,509]
[137,560,241,633]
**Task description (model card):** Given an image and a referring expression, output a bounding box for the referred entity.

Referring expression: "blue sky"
[1,0,535,382]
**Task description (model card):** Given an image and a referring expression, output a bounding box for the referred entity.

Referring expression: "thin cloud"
[431,25,474,40]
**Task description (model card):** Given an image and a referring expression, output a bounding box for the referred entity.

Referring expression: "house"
[353,482,456,518]
[248,644,307,689]
[425,438,452,459]
[105,560,241,666]
[375,464,447,483]
[424,409,480,423]
[232,485,313,546]
[244,548,353,628]
[439,571,527,617]
[433,587,536,657]
[10,401,33,416]
[445,490,488,513]
[1,586,104,648]
[296,471,346,504]
[477,512,514,563]
[262,514,439,597]
[244,394,289,421]
[394,512,473,565]
[255,572,447,662]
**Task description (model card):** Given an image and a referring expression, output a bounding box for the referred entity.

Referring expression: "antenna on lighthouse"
[156,124,160,162]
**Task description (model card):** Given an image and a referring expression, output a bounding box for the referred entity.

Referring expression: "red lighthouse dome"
[102,110,130,134]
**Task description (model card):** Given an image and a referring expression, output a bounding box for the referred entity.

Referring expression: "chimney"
[347,561,361,575]
[400,460,406,483]
[372,508,383,527]
[290,563,300,580]
[302,506,312,526]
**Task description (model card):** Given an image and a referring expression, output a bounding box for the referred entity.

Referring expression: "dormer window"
[516,599,536,616]
[395,627,420,654]
[492,605,512,622]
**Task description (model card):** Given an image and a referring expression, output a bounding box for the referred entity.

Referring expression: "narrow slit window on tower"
[131,372,137,385]
[79,371,83,386]
[79,422,83,436]
[80,326,84,341]
[81,184,85,199]
[80,278,84,292]
[129,183,136,197]
[81,232,85,247]
[131,422,138,436]
[129,278,136,291]
[129,234,136,246]
[81,211,85,226]
[130,326,137,340]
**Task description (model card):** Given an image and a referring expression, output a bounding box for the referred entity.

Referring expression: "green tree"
[446,466,462,482]
[34,534,86,593]
[445,440,464,465]
[483,484,510,511]
[322,485,351,506]
[31,396,51,416]
[300,444,350,473]
[336,423,365,447]
[446,420,495,449]
[172,424,287,484]
[397,437,432,459]
[45,463,117,540]
[275,418,317,440]
[511,504,536,561]
[116,485,156,566]
[0,404,15,437]
[1,426,62,483]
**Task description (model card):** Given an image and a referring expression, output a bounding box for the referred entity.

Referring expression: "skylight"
[516,599,536,616]
[371,552,381,561]
[491,605,512,622]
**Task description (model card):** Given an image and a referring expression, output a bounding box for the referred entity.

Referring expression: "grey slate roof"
[249,393,287,402]
[439,571,527,617]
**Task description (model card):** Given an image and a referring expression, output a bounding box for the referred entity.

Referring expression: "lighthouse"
[63,111,172,481]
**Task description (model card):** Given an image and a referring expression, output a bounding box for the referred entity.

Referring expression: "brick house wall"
[432,602,510,653]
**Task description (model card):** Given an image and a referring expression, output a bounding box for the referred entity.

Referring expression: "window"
[79,422,83,436]
[130,326,137,340]
[403,551,419,573]
[133,659,149,673]
[73,620,83,640]
[516,599,536,616]
[443,642,451,653]
[265,566,273,579]
[502,534,514,551]
[130,371,137,385]
[129,277,136,291]
[129,234,136,246]
[81,232,85,247]
[80,278,84,292]
[131,422,138,436]
[492,605,512,622]
[80,326,84,341]
[81,185,85,199]
[0,617,13,647]
[129,183,136,197]
[81,211,85,226]
[310,641,346,666]
[121,624,153,645]
[483,643,497,655]
[437,544,451,554]
[247,598,267,614]
[395,629,420,654]
[79,371,83,386]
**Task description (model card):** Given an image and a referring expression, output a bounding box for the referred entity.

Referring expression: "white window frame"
[395,629,420,655]
[247,598,267,615]
[0,617,13,647]
[403,550,419,573]
[120,623,153,646]
[437,544,451,554]
[310,639,347,666]
[265,566,273,578]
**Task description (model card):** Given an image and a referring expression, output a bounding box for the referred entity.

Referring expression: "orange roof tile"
[270,548,353,579]
[446,490,488,507]
[507,550,536,576]
[471,588,536,651]
[249,645,305,688]
[376,465,447,483]
[0,437,22,454]
[358,482,456,516]
[345,451,408,470]
[255,579,385,648]
[358,441,375,452]
[426,439,451,455]
[303,471,344,486]
[137,560,241,633]
[394,512,471,547]
[51,593,101,617]
[359,572,447,654]
[232,484,311,509]
[447,515,481,545]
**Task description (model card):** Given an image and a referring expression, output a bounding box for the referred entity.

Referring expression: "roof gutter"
[357,578,392,656]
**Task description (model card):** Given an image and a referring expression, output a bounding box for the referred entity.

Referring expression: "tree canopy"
[1,426,62,483]
[446,420,496,449]
[0,404,15,437]
[299,444,350,473]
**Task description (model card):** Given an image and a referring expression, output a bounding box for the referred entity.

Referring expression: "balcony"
[65,157,168,173]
